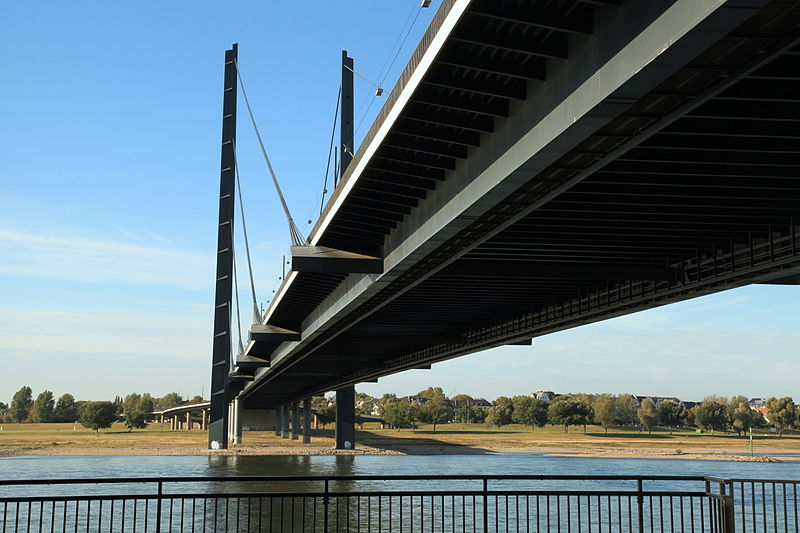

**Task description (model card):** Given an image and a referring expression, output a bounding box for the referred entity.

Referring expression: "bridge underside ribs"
[239,1,800,408]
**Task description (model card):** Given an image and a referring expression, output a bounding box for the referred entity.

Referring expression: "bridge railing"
[0,474,778,533]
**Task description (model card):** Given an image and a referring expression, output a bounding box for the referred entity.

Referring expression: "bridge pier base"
[303,398,311,444]
[335,385,355,450]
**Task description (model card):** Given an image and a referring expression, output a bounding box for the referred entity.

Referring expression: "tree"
[452,394,473,423]
[548,397,591,432]
[158,392,183,410]
[685,405,700,428]
[417,387,447,400]
[694,399,728,434]
[593,395,616,433]
[637,398,658,434]
[312,397,336,429]
[54,394,78,422]
[10,386,33,422]
[467,405,488,424]
[731,401,755,437]
[355,393,377,428]
[380,398,415,430]
[657,400,685,435]
[79,401,117,434]
[485,397,514,428]
[122,393,152,432]
[418,397,453,431]
[511,396,548,430]
[112,396,123,416]
[727,395,749,429]
[31,390,55,423]
[615,395,638,426]
[765,397,796,437]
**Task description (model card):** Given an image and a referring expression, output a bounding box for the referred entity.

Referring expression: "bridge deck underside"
[242,0,800,408]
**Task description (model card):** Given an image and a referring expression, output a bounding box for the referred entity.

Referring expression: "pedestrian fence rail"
[1,474,797,532]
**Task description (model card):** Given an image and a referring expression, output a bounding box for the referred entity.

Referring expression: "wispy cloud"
[0,308,210,359]
[0,227,212,290]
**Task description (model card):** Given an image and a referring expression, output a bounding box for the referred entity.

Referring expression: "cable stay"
[231,139,262,324]
[354,0,426,138]
[230,238,244,366]
[320,87,341,216]
[343,64,384,96]
[233,58,305,246]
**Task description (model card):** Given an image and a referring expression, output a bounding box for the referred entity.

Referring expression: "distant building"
[400,395,430,405]
[530,391,557,402]
[681,401,700,411]
[749,399,770,422]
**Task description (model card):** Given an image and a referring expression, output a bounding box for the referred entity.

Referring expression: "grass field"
[2,422,799,458]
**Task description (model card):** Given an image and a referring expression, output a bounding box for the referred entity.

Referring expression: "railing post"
[155,480,163,533]
[483,478,489,533]
[323,479,330,533]
[637,479,644,533]
[723,481,736,533]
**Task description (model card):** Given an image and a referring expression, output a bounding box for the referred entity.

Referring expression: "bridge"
[210,0,800,449]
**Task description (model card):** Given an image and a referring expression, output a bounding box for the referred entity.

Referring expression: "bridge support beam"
[281,405,290,439]
[275,406,282,436]
[303,398,312,444]
[232,399,242,444]
[291,403,300,440]
[335,385,355,450]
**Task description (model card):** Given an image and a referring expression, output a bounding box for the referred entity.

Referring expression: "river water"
[2,453,799,483]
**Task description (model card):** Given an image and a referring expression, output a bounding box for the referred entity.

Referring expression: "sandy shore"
[1,442,790,462]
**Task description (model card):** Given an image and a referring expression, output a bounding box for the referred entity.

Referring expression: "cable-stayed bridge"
[209,0,800,449]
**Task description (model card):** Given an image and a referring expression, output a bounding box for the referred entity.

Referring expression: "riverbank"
[1,422,796,462]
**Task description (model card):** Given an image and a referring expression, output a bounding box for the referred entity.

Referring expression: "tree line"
[2,386,198,433]
[312,389,797,436]
[486,394,797,436]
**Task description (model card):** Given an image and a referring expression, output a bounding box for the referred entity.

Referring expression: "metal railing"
[2,474,791,533]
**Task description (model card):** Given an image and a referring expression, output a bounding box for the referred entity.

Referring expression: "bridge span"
[212,0,800,447]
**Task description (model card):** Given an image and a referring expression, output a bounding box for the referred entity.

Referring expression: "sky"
[1,2,798,405]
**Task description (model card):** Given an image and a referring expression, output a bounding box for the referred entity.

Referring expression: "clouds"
[0,308,210,359]
[0,227,213,290]
[0,308,212,399]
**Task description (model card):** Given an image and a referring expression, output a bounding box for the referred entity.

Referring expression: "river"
[2,453,799,482]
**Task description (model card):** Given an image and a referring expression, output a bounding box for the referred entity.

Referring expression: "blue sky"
[1,2,798,404]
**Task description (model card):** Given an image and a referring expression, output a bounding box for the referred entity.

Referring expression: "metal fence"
[727,478,800,533]
[1,474,792,533]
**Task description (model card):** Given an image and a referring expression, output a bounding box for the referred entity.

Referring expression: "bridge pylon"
[208,43,238,450]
